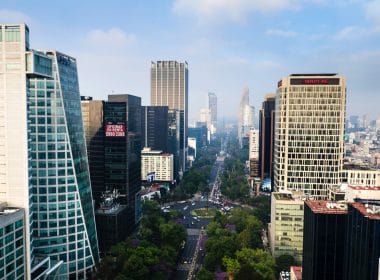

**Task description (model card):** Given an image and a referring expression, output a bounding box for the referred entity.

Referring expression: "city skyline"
[1,1,380,120]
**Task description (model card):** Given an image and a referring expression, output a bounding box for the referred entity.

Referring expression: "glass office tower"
[0,24,99,279]
[28,51,99,278]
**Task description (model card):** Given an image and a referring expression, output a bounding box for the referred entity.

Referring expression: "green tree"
[275,254,297,275]
[235,248,275,280]
[196,267,214,280]
[223,256,241,280]
[204,235,239,271]
[159,221,186,249]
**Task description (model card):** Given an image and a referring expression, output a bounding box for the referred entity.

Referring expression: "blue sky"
[1,0,380,121]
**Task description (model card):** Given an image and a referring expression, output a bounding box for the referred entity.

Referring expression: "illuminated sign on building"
[105,124,126,137]
[290,78,340,85]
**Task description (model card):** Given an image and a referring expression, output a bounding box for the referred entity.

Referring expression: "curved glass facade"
[28,51,99,278]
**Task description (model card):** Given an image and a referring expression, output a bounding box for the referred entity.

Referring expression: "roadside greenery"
[220,137,250,201]
[197,208,275,280]
[172,143,219,200]
[96,200,186,280]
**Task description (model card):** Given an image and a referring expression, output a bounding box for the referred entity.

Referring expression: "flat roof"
[343,164,377,171]
[306,200,347,214]
[290,73,337,76]
[349,186,380,191]
[351,203,380,220]
[273,192,293,200]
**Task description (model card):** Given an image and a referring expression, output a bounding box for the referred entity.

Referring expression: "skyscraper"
[249,129,260,178]
[0,24,99,278]
[81,96,105,203]
[208,92,217,134]
[273,74,346,199]
[141,106,169,152]
[104,94,142,227]
[151,61,188,177]
[302,201,347,279]
[238,87,254,147]
[259,94,275,182]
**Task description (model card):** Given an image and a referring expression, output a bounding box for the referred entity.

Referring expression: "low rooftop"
[306,200,347,214]
[351,203,380,220]
[348,186,380,191]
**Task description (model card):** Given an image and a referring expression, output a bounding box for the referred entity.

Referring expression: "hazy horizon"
[1,0,380,120]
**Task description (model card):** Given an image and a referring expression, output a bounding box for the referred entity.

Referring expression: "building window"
[5,26,20,42]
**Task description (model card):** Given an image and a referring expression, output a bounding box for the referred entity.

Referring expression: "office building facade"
[344,203,380,280]
[104,94,142,227]
[273,74,346,199]
[0,24,99,278]
[208,92,217,135]
[141,148,174,182]
[249,129,260,178]
[238,87,254,147]
[29,50,99,278]
[269,192,304,263]
[259,94,275,181]
[141,106,168,152]
[81,97,105,203]
[302,201,347,280]
[0,205,25,279]
[151,61,188,177]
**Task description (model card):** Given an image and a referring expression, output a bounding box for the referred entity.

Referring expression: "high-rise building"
[344,203,380,280]
[259,94,276,181]
[141,148,174,182]
[141,106,168,152]
[29,50,99,278]
[269,192,304,263]
[0,24,99,278]
[273,74,346,199]
[302,200,380,280]
[104,95,142,226]
[81,96,105,203]
[151,61,188,177]
[208,92,217,134]
[199,107,211,142]
[302,201,347,280]
[188,126,208,150]
[249,129,260,178]
[238,87,254,147]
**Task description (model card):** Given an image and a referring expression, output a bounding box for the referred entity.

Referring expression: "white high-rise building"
[249,129,259,160]
[141,148,174,182]
[238,87,254,147]
[273,74,346,199]
[208,92,217,134]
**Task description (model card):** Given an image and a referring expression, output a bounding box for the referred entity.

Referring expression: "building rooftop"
[343,164,377,171]
[306,200,347,214]
[273,192,293,201]
[290,73,337,76]
[351,203,380,220]
[348,186,380,191]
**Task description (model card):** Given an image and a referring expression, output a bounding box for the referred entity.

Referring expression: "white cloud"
[172,0,295,24]
[0,9,31,23]
[84,28,136,48]
[72,28,146,104]
[365,0,380,25]
[334,25,380,40]
[334,26,367,40]
[266,29,298,38]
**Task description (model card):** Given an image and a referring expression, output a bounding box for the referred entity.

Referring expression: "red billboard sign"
[105,124,125,137]
[290,78,340,85]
